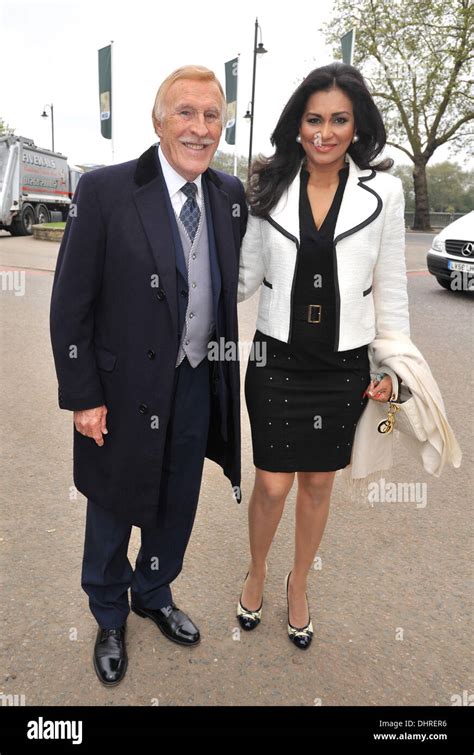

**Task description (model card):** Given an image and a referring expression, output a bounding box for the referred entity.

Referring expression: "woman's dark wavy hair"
[248,62,393,217]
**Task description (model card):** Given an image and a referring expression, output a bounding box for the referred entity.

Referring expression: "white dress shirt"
[157,144,203,218]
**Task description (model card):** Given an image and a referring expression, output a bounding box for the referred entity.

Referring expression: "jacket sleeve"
[237,213,265,302]
[49,172,106,411]
[372,179,410,337]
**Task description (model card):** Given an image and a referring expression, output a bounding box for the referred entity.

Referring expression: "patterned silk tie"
[179,182,200,242]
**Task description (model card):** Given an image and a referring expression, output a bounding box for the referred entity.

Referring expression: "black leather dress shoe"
[131,601,200,646]
[93,625,128,686]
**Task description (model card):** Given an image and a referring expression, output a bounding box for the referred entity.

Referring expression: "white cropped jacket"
[238,153,410,357]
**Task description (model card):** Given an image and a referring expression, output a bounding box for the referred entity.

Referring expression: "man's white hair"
[152,65,227,129]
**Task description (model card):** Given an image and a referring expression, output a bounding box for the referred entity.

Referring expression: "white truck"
[0,135,83,235]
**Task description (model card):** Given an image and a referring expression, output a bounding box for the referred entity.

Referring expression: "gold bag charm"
[377,402,400,435]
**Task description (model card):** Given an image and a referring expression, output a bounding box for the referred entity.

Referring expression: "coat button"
[180,289,188,297]
[156,288,166,301]
[147,350,156,359]
[139,403,148,414]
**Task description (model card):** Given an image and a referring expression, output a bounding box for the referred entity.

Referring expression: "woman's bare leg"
[240,467,295,610]
[287,471,336,627]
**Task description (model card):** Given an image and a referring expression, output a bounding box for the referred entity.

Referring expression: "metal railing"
[404,211,466,229]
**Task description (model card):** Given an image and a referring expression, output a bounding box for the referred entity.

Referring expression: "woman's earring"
[352,133,359,143]
[296,134,302,143]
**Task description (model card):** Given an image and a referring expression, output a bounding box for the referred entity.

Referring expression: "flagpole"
[110,39,114,164]
[233,53,240,177]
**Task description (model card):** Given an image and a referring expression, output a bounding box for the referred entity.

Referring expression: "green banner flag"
[341,29,355,65]
[98,45,112,139]
[225,57,238,145]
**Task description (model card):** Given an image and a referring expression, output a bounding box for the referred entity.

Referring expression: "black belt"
[293,303,333,323]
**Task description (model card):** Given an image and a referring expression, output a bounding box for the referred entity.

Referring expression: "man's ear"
[152,114,163,139]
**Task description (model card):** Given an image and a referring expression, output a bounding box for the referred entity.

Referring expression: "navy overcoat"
[50,144,247,526]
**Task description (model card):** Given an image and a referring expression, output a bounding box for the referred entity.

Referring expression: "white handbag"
[374,367,427,441]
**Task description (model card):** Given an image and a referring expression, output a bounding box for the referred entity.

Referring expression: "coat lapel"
[132,147,237,339]
[202,174,222,329]
[203,168,237,293]
[267,168,301,243]
[334,154,382,243]
[133,145,178,335]
[268,153,382,245]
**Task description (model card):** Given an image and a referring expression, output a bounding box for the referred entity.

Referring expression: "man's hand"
[74,405,108,446]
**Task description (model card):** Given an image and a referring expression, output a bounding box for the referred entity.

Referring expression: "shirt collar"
[157,143,202,200]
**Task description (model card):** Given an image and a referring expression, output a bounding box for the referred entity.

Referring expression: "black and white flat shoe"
[285,572,314,650]
[236,565,267,631]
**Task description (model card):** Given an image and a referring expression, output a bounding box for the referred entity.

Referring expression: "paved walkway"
[0,234,471,705]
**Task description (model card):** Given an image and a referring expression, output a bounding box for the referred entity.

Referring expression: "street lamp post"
[41,104,55,152]
[247,17,267,175]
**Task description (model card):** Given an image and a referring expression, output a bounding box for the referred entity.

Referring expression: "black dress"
[245,164,371,472]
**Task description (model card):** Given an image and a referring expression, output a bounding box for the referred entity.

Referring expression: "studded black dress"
[244,164,371,472]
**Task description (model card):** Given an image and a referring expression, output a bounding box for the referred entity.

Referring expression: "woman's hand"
[364,375,393,403]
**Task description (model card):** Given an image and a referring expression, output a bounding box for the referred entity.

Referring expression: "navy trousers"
[81,355,211,629]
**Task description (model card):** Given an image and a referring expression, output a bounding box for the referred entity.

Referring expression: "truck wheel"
[36,204,50,225]
[11,204,36,236]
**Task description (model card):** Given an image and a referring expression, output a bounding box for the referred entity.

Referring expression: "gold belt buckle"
[307,304,322,323]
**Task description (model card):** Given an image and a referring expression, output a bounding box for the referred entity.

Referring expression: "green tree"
[394,162,474,213]
[323,0,474,230]
[211,150,248,184]
[425,162,473,213]
[392,165,415,209]
[0,117,15,136]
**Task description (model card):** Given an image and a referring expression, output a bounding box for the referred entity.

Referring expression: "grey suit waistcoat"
[175,200,215,368]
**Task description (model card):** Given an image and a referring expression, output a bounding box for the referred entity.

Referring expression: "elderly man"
[50,66,247,685]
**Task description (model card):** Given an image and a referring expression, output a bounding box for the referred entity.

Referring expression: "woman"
[236,63,410,650]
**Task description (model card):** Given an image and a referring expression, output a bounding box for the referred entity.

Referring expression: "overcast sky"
[0,0,462,169]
